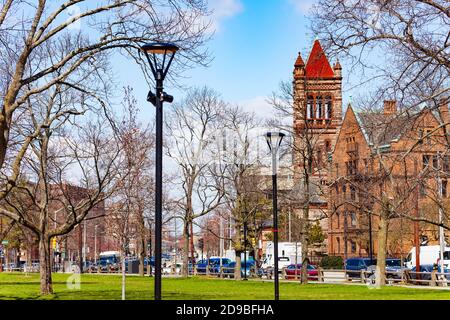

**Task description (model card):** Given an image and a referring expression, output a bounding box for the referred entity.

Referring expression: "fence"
[4,262,450,287]
[185,265,450,287]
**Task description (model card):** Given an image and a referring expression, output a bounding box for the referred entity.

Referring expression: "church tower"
[293,40,343,182]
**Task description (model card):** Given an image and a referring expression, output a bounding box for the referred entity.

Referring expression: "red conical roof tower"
[305,40,334,78]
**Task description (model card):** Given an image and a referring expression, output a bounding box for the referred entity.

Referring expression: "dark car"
[345,258,377,278]
[409,264,434,282]
[223,260,256,278]
[97,254,120,272]
[284,264,318,280]
[196,258,232,275]
[408,264,450,282]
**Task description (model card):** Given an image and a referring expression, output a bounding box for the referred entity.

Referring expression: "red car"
[284,264,318,280]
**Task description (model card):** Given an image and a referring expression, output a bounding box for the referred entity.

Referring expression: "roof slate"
[305,40,335,78]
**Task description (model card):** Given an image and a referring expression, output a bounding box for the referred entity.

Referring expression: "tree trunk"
[235,251,242,280]
[26,244,32,272]
[138,235,145,276]
[78,224,83,273]
[181,220,190,277]
[121,251,126,300]
[375,210,388,288]
[189,220,195,265]
[300,206,310,284]
[38,235,53,295]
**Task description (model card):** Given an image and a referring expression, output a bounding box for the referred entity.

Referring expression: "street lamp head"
[140,42,179,80]
[141,42,179,55]
[265,131,286,154]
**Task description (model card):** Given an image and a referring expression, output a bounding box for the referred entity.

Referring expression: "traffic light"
[52,237,57,250]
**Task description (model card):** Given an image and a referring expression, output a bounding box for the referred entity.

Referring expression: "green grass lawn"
[1,273,450,300]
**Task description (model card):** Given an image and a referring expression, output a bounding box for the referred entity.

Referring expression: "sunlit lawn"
[1,273,450,300]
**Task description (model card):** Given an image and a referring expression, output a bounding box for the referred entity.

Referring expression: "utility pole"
[83,220,87,270]
[344,211,348,261]
[219,215,224,277]
[288,207,292,243]
[437,152,445,273]
[368,210,373,265]
[94,225,98,265]
[174,217,177,266]
[414,160,421,274]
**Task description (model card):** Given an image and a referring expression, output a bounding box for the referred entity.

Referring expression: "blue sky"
[113,0,346,123]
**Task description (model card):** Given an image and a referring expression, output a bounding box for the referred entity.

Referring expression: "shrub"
[319,256,344,269]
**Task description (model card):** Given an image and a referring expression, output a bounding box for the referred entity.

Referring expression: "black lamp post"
[243,218,248,281]
[265,131,285,301]
[141,42,179,301]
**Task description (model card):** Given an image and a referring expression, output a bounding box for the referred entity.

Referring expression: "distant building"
[329,99,450,259]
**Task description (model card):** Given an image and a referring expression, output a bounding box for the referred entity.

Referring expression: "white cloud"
[208,0,244,32]
[237,96,274,120]
[288,0,317,15]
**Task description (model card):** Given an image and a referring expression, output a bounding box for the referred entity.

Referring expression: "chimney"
[383,100,397,115]
[438,97,449,125]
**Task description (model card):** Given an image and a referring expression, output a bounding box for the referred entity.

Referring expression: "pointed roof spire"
[334,59,342,70]
[294,52,305,67]
[305,40,334,78]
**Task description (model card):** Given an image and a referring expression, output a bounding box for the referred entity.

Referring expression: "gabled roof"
[305,40,335,78]
[356,112,418,148]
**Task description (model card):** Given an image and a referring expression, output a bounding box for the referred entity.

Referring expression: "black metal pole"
[243,221,248,281]
[154,70,164,301]
[368,211,373,265]
[272,172,279,300]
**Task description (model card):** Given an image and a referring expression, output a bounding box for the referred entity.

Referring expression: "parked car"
[222,260,256,278]
[438,251,450,270]
[345,258,377,278]
[162,263,182,275]
[409,264,434,282]
[409,264,450,282]
[196,258,232,274]
[97,251,120,272]
[384,258,409,281]
[284,264,318,280]
[363,258,408,284]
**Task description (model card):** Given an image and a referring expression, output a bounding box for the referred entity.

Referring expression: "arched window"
[336,212,340,229]
[325,96,332,120]
[316,96,323,119]
[306,96,314,119]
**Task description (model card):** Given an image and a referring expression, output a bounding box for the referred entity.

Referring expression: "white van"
[405,245,450,269]
[261,242,302,271]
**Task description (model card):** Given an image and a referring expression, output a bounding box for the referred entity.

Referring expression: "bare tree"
[0,0,211,205]
[0,79,123,294]
[166,86,226,277]
[311,0,449,118]
[214,105,270,280]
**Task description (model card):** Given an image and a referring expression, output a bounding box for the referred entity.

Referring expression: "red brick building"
[291,40,344,251]
[328,100,449,259]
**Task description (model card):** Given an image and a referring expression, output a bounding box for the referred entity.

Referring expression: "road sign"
[1,240,8,245]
